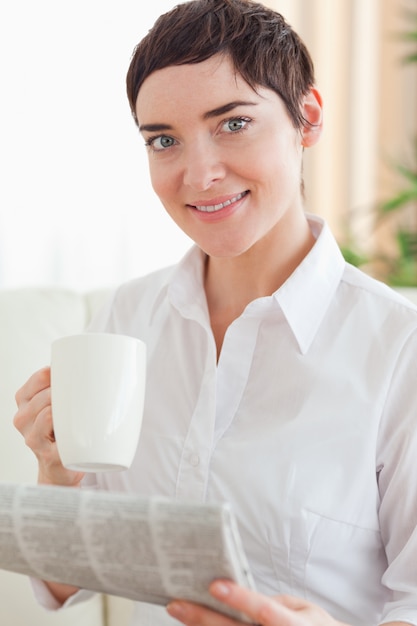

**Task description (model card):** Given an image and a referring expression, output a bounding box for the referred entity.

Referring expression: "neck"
[204,212,315,358]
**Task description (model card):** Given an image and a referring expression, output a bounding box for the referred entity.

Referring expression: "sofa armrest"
[0,288,111,625]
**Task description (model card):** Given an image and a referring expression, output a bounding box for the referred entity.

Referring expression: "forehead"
[135,54,259,124]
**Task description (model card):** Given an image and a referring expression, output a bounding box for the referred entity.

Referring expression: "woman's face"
[135,54,321,259]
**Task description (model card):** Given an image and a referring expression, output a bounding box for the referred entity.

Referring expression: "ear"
[301,88,323,147]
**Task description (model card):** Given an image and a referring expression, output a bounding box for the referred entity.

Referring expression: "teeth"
[194,191,247,212]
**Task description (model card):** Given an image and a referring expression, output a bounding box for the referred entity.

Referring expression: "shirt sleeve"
[377,327,417,625]
[30,577,96,610]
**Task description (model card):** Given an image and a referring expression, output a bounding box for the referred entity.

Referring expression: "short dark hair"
[126,0,315,129]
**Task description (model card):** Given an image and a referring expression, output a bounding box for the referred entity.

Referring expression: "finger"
[13,367,84,487]
[166,599,246,626]
[29,406,85,487]
[277,595,342,625]
[15,366,51,406]
[277,595,311,611]
[14,385,52,439]
[209,581,307,626]
[24,403,55,451]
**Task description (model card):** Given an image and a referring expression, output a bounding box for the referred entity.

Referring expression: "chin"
[200,240,254,260]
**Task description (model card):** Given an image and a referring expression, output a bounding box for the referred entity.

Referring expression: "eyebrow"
[139,122,173,133]
[203,100,258,119]
[139,100,258,133]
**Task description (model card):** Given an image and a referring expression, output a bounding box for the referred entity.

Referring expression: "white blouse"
[38,215,417,626]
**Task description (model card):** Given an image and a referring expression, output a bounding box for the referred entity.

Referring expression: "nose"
[182,139,226,191]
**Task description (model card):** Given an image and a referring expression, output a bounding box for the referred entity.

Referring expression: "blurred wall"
[1,0,415,288]
[268,0,417,251]
[0,1,191,289]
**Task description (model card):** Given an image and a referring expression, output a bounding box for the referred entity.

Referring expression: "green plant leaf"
[339,245,368,268]
[356,8,417,286]
[395,163,417,185]
[397,10,417,63]
[404,52,417,63]
[396,230,417,258]
[388,258,417,286]
[400,31,417,42]
[380,189,417,213]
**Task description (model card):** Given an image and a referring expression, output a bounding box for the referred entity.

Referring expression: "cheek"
[149,163,173,201]
[239,133,297,177]
[241,145,291,190]
[148,165,186,227]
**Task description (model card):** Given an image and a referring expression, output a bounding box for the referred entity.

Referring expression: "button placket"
[175,334,217,501]
[214,315,262,445]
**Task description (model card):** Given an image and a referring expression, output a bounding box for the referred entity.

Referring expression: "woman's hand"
[167,580,349,626]
[14,366,84,487]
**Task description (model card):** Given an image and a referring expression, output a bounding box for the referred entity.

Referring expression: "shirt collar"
[274,214,345,354]
[168,246,209,326]
[168,214,346,353]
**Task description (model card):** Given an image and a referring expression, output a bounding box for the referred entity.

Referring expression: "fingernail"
[167,601,186,619]
[211,581,231,597]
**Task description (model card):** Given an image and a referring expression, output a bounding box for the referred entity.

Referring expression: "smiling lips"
[190,190,249,213]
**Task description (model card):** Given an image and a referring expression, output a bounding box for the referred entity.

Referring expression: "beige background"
[0,1,415,287]
[267,0,417,256]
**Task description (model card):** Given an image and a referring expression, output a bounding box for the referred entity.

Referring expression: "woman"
[14,1,417,625]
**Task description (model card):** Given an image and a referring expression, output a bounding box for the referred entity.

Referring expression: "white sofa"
[0,287,134,626]
[1,285,417,626]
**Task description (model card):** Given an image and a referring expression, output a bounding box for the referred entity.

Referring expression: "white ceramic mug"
[50,332,146,472]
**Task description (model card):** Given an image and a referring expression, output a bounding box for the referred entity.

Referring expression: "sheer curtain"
[268,0,417,251]
[0,0,415,288]
[0,0,191,289]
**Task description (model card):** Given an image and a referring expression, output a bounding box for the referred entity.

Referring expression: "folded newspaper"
[0,482,255,621]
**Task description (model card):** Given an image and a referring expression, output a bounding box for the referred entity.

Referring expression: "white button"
[189,454,200,467]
